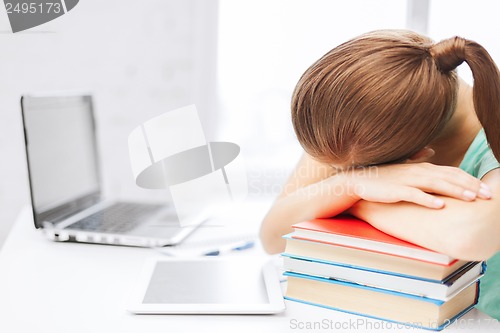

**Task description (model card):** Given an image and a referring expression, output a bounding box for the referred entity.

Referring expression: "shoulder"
[460,129,500,179]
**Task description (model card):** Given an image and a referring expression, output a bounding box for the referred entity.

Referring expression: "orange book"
[292,216,455,265]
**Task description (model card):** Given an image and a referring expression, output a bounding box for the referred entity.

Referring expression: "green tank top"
[459,129,500,319]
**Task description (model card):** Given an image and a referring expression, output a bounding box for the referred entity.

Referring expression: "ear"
[407,147,435,163]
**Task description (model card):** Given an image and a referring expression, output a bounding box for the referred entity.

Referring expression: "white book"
[282,256,483,301]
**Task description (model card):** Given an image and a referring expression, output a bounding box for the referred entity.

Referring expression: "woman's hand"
[340,162,492,209]
[259,155,492,254]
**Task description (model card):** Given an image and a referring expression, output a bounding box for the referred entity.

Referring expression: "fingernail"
[480,183,491,191]
[433,198,445,208]
[479,188,492,199]
[463,190,476,200]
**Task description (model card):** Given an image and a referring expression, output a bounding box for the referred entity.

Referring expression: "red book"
[292,216,455,265]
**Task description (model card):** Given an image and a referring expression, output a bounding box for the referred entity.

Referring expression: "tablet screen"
[128,257,285,314]
[142,260,269,304]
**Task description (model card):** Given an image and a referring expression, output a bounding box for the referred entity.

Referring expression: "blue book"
[284,271,479,331]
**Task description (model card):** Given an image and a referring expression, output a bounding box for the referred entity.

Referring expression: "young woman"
[259,30,500,319]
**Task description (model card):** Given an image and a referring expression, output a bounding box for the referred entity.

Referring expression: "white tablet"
[127,257,286,314]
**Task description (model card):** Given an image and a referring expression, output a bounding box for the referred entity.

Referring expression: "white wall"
[0,0,218,248]
[428,0,500,84]
[3,0,500,249]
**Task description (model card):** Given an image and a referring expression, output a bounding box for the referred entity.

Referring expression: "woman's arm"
[260,154,488,254]
[259,154,357,253]
[349,169,500,261]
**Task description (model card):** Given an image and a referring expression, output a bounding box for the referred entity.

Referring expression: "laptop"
[21,94,207,247]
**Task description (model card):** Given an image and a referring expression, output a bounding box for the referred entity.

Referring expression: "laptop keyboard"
[65,202,164,233]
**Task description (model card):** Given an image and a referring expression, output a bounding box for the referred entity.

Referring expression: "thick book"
[285,271,479,331]
[284,236,469,281]
[282,255,484,301]
[292,216,455,265]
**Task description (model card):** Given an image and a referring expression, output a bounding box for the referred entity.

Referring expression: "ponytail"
[430,37,500,161]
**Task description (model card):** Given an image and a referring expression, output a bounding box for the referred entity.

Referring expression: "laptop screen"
[22,95,101,225]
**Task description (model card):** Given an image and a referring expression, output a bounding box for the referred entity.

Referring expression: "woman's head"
[291,29,500,167]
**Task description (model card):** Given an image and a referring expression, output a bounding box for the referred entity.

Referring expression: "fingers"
[479,183,493,199]
[372,185,445,209]
[405,163,492,201]
[350,162,492,208]
[395,186,445,209]
[436,165,490,199]
[356,182,445,209]
[419,178,483,202]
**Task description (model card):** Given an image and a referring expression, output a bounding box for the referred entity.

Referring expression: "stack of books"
[282,216,484,331]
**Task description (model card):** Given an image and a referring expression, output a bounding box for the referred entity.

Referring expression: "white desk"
[0,206,499,333]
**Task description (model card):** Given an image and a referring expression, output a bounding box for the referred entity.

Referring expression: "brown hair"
[291,29,500,167]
